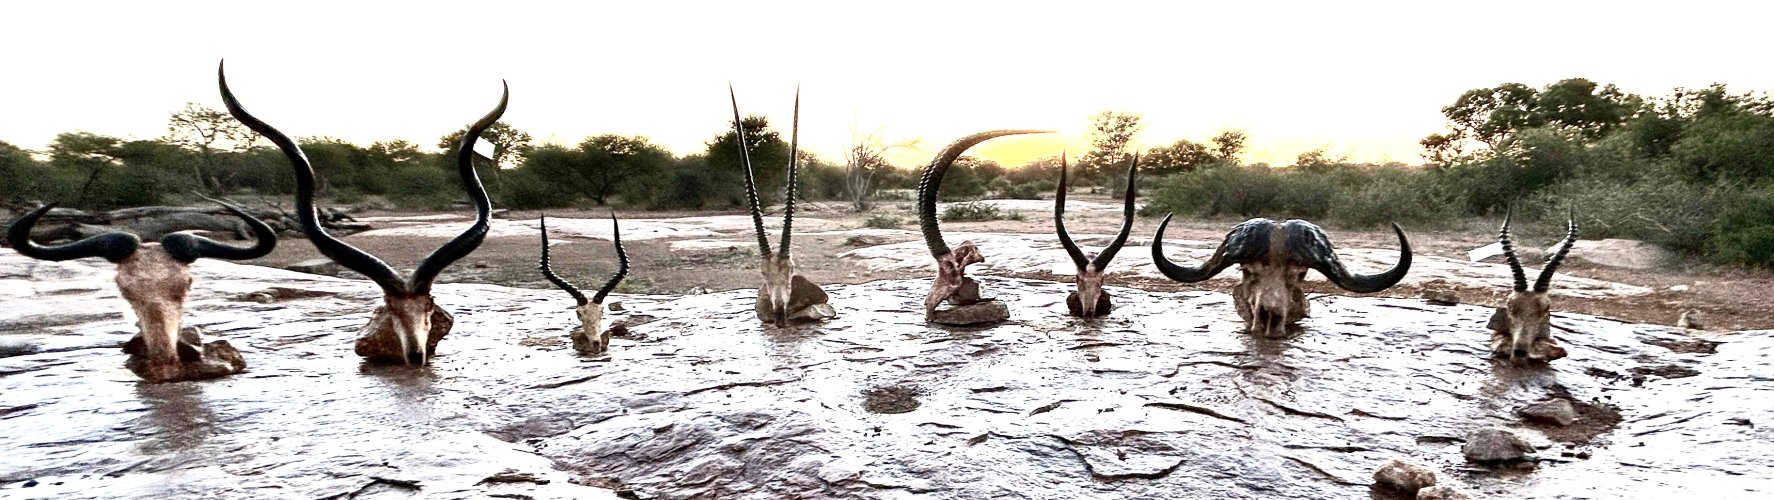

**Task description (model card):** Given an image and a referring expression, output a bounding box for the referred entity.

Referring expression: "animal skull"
[1487,210,1577,363]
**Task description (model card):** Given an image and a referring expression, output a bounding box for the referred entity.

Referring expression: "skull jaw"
[1232,279,1308,337]
[354,300,453,365]
[123,326,246,383]
[757,275,835,326]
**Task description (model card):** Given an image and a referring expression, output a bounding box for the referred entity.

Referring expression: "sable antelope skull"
[1152,216,1412,336]
[220,61,501,366]
[1486,209,1578,363]
[729,86,833,325]
[538,214,628,355]
[1055,153,1138,318]
[7,202,274,382]
[916,130,1051,316]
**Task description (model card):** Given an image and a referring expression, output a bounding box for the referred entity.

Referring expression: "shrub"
[1524,175,1740,254]
[1708,189,1774,267]
[941,201,1019,222]
[864,214,902,229]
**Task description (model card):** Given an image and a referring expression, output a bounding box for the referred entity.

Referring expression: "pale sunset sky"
[4,0,1771,168]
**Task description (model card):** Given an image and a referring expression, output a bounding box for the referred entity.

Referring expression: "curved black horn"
[410,80,505,296]
[160,202,278,263]
[729,85,772,257]
[1092,153,1139,269]
[1151,213,1245,283]
[537,215,588,306]
[1533,208,1579,293]
[220,60,407,296]
[778,87,799,258]
[917,129,1051,258]
[592,213,629,305]
[1293,221,1412,293]
[1054,151,1088,271]
[1498,208,1528,292]
[6,204,140,263]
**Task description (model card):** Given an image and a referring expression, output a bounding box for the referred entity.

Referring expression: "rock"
[229,287,337,303]
[948,277,985,306]
[607,301,626,312]
[1678,309,1705,330]
[1462,428,1535,464]
[1469,241,1545,264]
[785,275,830,314]
[928,300,1009,326]
[1421,289,1460,306]
[121,326,247,382]
[0,339,39,358]
[1417,485,1474,500]
[284,258,343,276]
[844,235,887,247]
[1519,399,1578,426]
[1555,238,1674,270]
[1372,459,1437,494]
[471,261,490,269]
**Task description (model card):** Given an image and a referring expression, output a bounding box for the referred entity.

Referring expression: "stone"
[0,339,39,358]
[949,277,984,306]
[1678,309,1705,330]
[284,258,342,276]
[1416,485,1474,500]
[607,301,626,312]
[1462,428,1535,464]
[1469,241,1546,264]
[1554,238,1674,270]
[1372,459,1437,494]
[928,300,1009,326]
[1519,399,1578,426]
[844,235,887,247]
[1421,289,1459,306]
[121,326,246,382]
[755,275,836,325]
[353,304,453,363]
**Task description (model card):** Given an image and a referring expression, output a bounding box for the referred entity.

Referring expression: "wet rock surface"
[1518,399,1578,426]
[1462,428,1535,464]
[1372,459,1437,494]
[2,254,1772,499]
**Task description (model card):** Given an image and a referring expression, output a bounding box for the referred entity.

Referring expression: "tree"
[577,134,672,205]
[165,102,255,192]
[46,132,124,208]
[439,121,534,198]
[843,126,918,211]
[1425,79,1642,160]
[705,116,791,206]
[1142,138,1217,176]
[1078,110,1144,182]
[0,141,42,202]
[1211,130,1248,164]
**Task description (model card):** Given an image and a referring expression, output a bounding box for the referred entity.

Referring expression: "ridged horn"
[1092,153,1139,269]
[160,201,278,263]
[218,60,407,296]
[537,215,588,306]
[409,80,505,296]
[1054,150,1088,271]
[1151,213,1240,283]
[1498,208,1528,292]
[592,213,629,305]
[729,85,772,257]
[1533,208,1579,293]
[779,87,799,258]
[917,130,1051,258]
[6,204,140,263]
[1294,221,1412,293]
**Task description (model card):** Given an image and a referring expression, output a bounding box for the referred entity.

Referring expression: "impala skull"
[729,86,834,325]
[539,214,629,355]
[1153,217,1412,336]
[221,60,499,366]
[1056,153,1137,318]
[1486,209,1578,363]
[7,201,274,382]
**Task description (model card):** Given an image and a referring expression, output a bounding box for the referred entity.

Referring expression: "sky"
[4,0,1772,169]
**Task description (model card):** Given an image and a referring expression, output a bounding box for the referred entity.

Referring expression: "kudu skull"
[538,214,628,356]
[220,61,500,366]
[7,202,275,382]
[1152,216,1412,336]
[729,86,834,325]
[1486,209,1578,363]
[1055,153,1137,318]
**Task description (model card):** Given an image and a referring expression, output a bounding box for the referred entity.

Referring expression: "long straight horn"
[410,80,505,296]
[592,212,629,305]
[917,129,1052,258]
[1054,150,1088,271]
[537,215,588,306]
[1533,208,1579,293]
[160,201,278,263]
[1498,208,1528,292]
[730,85,771,257]
[219,60,406,295]
[6,204,140,263]
[1092,153,1139,269]
[778,87,800,258]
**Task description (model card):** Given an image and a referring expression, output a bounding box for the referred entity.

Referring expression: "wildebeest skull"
[1152,217,1412,336]
[538,214,628,356]
[1055,153,1137,318]
[1486,209,1577,363]
[7,201,275,382]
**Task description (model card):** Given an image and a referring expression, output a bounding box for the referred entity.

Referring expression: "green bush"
[1523,174,1740,254]
[864,214,902,229]
[1708,189,1774,267]
[942,201,1019,222]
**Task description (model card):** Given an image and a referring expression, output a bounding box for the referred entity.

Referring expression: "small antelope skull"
[1055,153,1137,318]
[7,201,275,382]
[1486,209,1578,363]
[538,214,628,356]
[1153,217,1412,336]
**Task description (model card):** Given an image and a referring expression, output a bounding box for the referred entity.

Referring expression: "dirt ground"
[244,194,1774,332]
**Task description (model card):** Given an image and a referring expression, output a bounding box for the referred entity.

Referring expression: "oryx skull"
[729,86,834,325]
